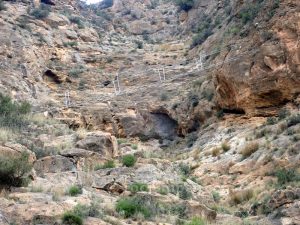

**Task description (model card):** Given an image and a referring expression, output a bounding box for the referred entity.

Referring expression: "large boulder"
[0,143,36,164]
[214,12,300,116]
[33,155,75,176]
[75,131,118,158]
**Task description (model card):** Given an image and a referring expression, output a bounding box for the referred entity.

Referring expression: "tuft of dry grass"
[240,142,259,158]
[221,141,231,152]
[0,127,14,143]
[229,189,254,205]
[76,128,87,140]
[211,147,221,157]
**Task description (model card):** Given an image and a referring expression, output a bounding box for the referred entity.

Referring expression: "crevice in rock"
[223,108,245,115]
[43,70,63,84]
[40,0,55,6]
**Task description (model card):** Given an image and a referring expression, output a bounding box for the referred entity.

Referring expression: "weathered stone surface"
[34,155,75,175]
[0,143,36,164]
[75,131,118,158]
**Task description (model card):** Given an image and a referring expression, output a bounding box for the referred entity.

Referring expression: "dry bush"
[221,141,231,152]
[211,147,221,157]
[229,189,254,205]
[240,142,259,158]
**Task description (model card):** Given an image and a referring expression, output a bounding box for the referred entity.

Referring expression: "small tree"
[175,0,195,11]
[0,152,32,187]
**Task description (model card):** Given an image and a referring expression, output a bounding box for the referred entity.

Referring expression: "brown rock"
[75,131,118,158]
[33,155,75,176]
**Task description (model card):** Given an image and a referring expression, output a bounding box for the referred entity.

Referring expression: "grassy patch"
[116,196,154,219]
[229,189,254,205]
[94,160,116,170]
[185,217,206,225]
[275,168,300,186]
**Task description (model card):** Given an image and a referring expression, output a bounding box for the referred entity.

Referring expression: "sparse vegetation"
[275,168,300,186]
[131,144,138,150]
[68,65,86,78]
[212,191,221,203]
[122,154,136,167]
[0,152,32,187]
[185,217,206,225]
[69,16,85,29]
[116,196,152,218]
[68,185,82,196]
[94,160,116,170]
[0,93,31,130]
[169,183,192,200]
[287,114,300,127]
[229,189,254,205]
[30,3,51,19]
[157,186,169,195]
[240,142,259,158]
[179,163,191,177]
[238,2,262,24]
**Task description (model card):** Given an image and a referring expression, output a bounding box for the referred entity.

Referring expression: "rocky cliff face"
[0,0,299,224]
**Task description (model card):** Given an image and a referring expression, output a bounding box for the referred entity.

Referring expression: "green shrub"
[0,93,31,129]
[174,0,195,11]
[287,114,300,127]
[62,212,83,225]
[94,160,115,170]
[179,163,191,176]
[170,204,187,218]
[169,183,192,200]
[128,182,149,193]
[69,16,84,29]
[72,203,102,218]
[212,190,221,203]
[116,196,151,218]
[238,2,263,24]
[278,109,290,120]
[30,3,51,19]
[135,40,143,49]
[191,17,213,48]
[68,66,85,78]
[0,152,32,187]
[78,79,86,90]
[63,41,78,48]
[185,217,206,225]
[131,144,138,150]
[68,185,82,196]
[157,186,169,195]
[275,168,300,186]
[122,154,136,167]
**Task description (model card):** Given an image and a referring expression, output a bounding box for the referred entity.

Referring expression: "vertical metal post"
[199,52,204,71]
[158,69,162,82]
[116,73,121,94]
